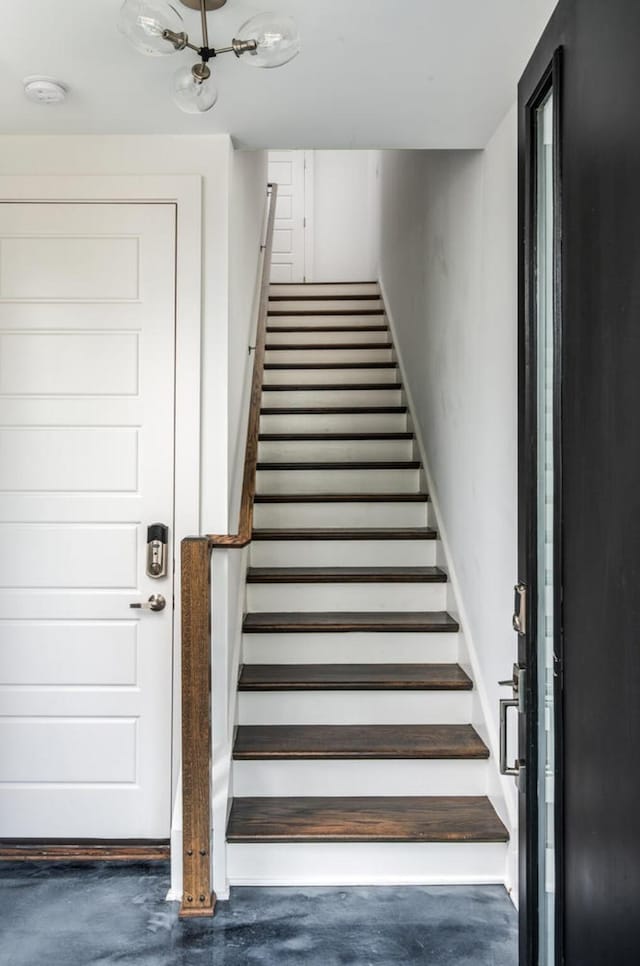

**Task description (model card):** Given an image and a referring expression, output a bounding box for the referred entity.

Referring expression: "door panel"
[520,2,640,962]
[268,151,305,283]
[0,203,176,839]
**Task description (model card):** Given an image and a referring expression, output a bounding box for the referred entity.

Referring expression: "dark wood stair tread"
[247,566,444,582]
[266,343,391,351]
[257,461,420,471]
[269,294,381,302]
[266,326,389,334]
[268,309,385,317]
[252,527,437,541]
[261,383,402,392]
[233,724,487,760]
[264,362,397,370]
[254,493,428,503]
[226,796,507,843]
[269,281,377,287]
[238,663,469,691]
[260,406,407,415]
[242,612,459,633]
[259,432,412,440]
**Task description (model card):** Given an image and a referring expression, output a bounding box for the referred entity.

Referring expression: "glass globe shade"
[172,64,218,114]
[234,14,300,69]
[118,0,184,56]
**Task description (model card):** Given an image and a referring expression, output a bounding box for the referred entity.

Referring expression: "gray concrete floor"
[0,861,517,966]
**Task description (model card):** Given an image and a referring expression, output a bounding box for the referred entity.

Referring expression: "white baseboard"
[227,875,507,888]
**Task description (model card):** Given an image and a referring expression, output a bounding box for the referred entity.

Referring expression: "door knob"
[130,594,166,612]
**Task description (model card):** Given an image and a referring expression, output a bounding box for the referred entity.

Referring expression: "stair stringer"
[379,275,517,891]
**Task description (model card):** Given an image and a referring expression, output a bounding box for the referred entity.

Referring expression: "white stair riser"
[269,299,384,313]
[257,468,420,495]
[259,413,407,433]
[249,539,438,568]
[226,842,508,886]
[238,690,472,725]
[267,314,387,330]
[265,348,394,365]
[242,631,458,664]
[246,581,446,612]
[261,388,403,408]
[232,758,487,798]
[258,437,411,461]
[263,367,398,385]
[267,329,389,346]
[253,501,428,528]
[269,284,379,297]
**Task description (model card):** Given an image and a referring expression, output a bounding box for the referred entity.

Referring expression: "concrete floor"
[0,861,517,966]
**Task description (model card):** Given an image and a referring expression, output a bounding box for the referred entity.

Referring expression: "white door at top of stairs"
[268,151,307,284]
[0,202,177,839]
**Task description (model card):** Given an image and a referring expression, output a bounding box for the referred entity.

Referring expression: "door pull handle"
[130,594,166,612]
[499,698,520,777]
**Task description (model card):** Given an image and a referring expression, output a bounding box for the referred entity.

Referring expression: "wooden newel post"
[179,536,215,918]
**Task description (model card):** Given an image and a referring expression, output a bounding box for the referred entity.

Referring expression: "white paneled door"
[0,203,176,838]
[268,151,306,283]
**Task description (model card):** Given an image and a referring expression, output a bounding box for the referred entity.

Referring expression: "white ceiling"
[1,0,557,148]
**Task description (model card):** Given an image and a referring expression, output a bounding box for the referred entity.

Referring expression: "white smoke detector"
[23,76,67,104]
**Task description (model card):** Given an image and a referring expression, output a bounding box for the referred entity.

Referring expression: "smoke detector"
[23,76,67,104]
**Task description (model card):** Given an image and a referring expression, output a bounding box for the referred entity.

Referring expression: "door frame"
[517,50,564,965]
[0,175,203,829]
[303,150,315,281]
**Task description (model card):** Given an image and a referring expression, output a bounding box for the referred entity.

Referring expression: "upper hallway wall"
[376,105,518,812]
[228,149,268,522]
[311,151,379,282]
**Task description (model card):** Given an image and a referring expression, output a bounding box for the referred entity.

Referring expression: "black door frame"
[518,46,565,966]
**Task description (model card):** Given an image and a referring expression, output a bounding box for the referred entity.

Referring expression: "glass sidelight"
[534,88,556,966]
[518,52,562,965]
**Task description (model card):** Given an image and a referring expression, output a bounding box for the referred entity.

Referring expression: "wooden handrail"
[179,183,277,918]
[208,181,278,548]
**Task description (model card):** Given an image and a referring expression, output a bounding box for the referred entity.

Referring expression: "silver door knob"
[130,594,166,612]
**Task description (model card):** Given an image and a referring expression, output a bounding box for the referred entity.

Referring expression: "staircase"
[225,282,508,886]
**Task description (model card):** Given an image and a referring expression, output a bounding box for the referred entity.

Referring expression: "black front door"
[519,2,640,964]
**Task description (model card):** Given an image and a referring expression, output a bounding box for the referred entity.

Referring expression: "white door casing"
[268,151,307,283]
[0,201,178,839]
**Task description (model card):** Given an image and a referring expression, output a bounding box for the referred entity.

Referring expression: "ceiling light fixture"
[119,0,301,114]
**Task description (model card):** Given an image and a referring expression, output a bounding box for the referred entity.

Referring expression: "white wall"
[228,149,268,513]
[311,151,378,282]
[0,134,236,534]
[0,135,269,901]
[377,105,519,820]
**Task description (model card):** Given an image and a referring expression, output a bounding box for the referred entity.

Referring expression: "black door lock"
[146,523,168,579]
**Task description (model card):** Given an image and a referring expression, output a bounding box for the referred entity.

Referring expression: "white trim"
[0,174,202,892]
[303,150,315,282]
[227,874,506,888]
[380,273,516,841]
